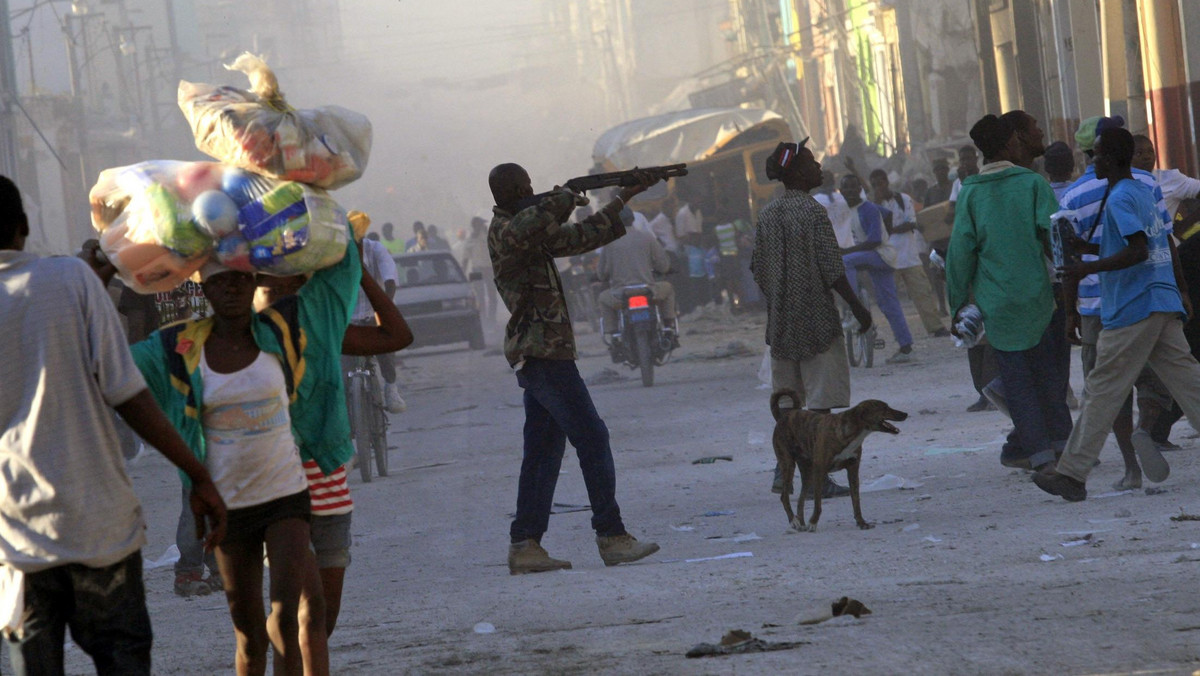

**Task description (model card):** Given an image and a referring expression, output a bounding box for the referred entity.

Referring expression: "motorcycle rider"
[597,221,679,348]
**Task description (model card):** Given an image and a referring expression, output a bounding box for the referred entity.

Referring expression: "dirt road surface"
[46,304,1200,674]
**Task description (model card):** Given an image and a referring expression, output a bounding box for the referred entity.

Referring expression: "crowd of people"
[749,110,1200,505]
[5,100,1200,674]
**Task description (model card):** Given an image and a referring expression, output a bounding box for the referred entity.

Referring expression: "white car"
[392,251,485,350]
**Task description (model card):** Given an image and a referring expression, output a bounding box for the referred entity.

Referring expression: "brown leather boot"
[596,533,660,566]
[508,539,572,575]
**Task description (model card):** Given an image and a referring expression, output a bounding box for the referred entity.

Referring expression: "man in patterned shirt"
[751,140,873,495]
[487,163,662,575]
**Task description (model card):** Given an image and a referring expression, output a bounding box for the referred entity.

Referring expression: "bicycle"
[842,268,884,368]
[345,354,390,482]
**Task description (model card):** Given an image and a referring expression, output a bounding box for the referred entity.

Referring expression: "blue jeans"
[510,358,625,542]
[993,307,1073,468]
[6,551,152,676]
[175,487,218,577]
[842,251,913,349]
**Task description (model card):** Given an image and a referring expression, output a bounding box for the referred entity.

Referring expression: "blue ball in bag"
[221,168,268,208]
[191,190,239,238]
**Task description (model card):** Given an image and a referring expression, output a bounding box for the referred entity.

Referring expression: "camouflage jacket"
[489,192,626,367]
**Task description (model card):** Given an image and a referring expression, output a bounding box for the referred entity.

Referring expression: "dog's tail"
[770,389,802,421]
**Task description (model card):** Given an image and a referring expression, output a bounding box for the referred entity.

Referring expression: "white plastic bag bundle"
[236,180,349,276]
[178,53,371,190]
[90,161,222,292]
[90,160,349,292]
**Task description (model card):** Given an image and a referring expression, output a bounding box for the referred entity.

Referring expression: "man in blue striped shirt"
[1059,116,1172,490]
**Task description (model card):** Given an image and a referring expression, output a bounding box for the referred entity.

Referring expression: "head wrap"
[764,137,811,181]
[969,115,1016,160]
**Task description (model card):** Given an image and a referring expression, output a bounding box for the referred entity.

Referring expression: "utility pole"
[163,0,184,85]
[0,0,22,179]
[971,0,1001,114]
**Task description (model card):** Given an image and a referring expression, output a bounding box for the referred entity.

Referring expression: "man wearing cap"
[752,139,873,497]
[1059,115,1175,489]
[946,115,1072,473]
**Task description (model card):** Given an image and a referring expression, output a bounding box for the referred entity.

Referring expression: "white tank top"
[200,347,307,509]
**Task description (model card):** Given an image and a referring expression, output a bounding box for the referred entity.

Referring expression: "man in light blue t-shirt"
[1036,128,1200,502]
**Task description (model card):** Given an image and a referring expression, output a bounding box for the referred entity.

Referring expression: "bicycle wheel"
[845,326,862,367]
[349,378,373,483]
[370,378,389,477]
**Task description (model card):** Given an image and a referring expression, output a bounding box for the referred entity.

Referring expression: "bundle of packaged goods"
[91,161,350,293]
[178,53,371,190]
[91,54,370,293]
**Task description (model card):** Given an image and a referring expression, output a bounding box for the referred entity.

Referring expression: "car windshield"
[394,254,467,287]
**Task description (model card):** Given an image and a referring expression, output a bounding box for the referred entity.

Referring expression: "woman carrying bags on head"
[128,233,361,676]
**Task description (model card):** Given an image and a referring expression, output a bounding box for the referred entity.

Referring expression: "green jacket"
[132,240,361,483]
[488,192,625,367]
[946,164,1057,351]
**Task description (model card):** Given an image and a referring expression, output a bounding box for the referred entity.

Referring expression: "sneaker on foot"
[885,349,913,364]
[1032,470,1087,502]
[596,533,660,566]
[982,383,1010,419]
[966,395,993,413]
[508,539,572,575]
[822,479,851,498]
[999,453,1033,470]
[1131,429,1170,483]
[384,384,407,414]
[174,571,211,597]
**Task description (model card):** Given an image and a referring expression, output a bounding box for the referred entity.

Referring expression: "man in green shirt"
[946,114,1072,471]
[380,222,406,256]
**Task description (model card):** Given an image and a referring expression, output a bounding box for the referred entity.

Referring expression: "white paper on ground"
[684,551,754,563]
[861,474,925,492]
[144,544,181,569]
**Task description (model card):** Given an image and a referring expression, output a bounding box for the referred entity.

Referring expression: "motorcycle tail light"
[627,295,649,309]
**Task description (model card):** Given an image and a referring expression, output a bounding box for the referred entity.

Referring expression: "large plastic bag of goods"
[89,161,219,293]
[236,180,350,276]
[91,160,349,289]
[97,213,209,293]
[178,53,371,190]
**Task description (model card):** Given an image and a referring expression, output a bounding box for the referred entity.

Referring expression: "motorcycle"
[601,284,677,387]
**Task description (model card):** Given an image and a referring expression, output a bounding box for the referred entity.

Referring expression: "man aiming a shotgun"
[487,162,675,574]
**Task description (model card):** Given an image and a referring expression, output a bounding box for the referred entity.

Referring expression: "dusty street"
[49,304,1200,675]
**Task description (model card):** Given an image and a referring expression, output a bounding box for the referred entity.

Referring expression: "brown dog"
[770,391,908,531]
